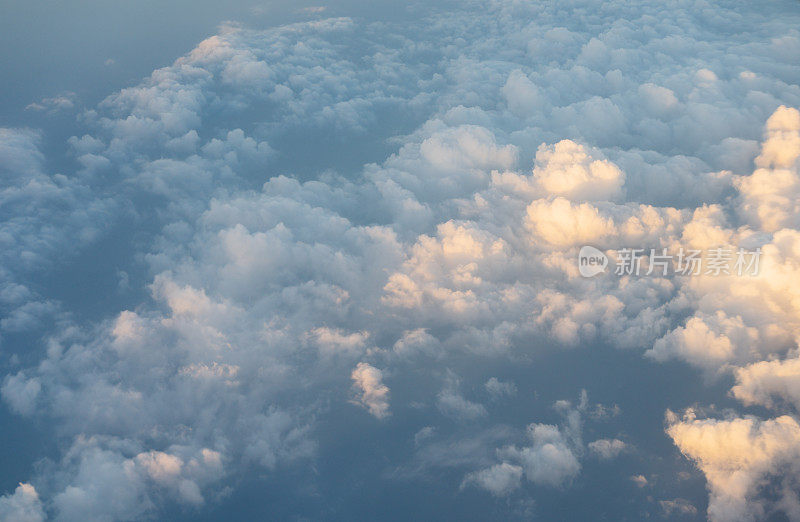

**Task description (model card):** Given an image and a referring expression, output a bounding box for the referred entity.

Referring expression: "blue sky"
[1,1,800,520]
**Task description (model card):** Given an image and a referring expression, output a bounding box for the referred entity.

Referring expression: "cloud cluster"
[462,392,627,497]
[351,362,391,418]
[587,438,627,460]
[668,412,800,522]
[0,483,45,522]
[0,128,114,334]
[2,0,800,519]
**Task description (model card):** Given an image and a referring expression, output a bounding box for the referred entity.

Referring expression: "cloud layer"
[2,0,800,520]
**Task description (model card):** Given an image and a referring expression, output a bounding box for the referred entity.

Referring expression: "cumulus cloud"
[630,474,648,488]
[587,438,627,460]
[0,483,45,522]
[48,440,224,521]
[351,362,391,419]
[0,128,114,334]
[668,412,800,522]
[731,358,800,411]
[2,0,800,519]
[26,92,77,112]
[659,498,698,518]
[530,139,625,201]
[437,374,487,421]
[484,377,517,399]
[462,462,523,496]
[500,422,581,488]
[736,106,800,233]
[463,392,622,496]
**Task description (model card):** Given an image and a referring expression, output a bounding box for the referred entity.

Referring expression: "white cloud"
[501,423,581,488]
[465,392,605,495]
[503,70,542,118]
[351,362,391,419]
[462,462,523,496]
[659,498,698,517]
[0,128,115,333]
[630,474,648,488]
[49,441,223,522]
[731,358,800,411]
[3,1,800,519]
[1,373,40,416]
[668,412,800,522]
[531,139,625,201]
[26,92,76,112]
[587,438,626,460]
[484,377,517,399]
[436,372,487,421]
[736,106,800,232]
[0,483,44,522]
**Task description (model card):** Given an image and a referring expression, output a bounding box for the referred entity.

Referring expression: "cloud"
[297,7,327,16]
[464,392,606,496]
[503,70,543,118]
[659,498,698,517]
[667,412,800,522]
[531,139,625,202]
[647,311,760,372]
[735,106,800,233]
[2,0,800,519]
[49,440,224,521]
[413,426,436,447]
[484,377,517,399]
[630,474,648,488]
[26,92,77,112]
[731,358,800,411]
[462,462,523,496]
[437,373,488,421]
[351,362,391,419]
[1,373,41,416]
[0,483,45,522]
[500,422,581,488]
[0,128,114,334]
[587,438,626,460]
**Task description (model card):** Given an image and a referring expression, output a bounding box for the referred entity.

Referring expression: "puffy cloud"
[484,377,517,398]
[351,362,391,419]
[501,422,581,488]
[465,392,615,496]
[630,474,648,488]
[0,483,44,522]
[503,70,542,118]
[0,128,43,181]
[587,438,627,460]
[526,197,615,246]
[659,498,698,517]
[49,440,223,522]
[0,128,114,334]
[668,413,800,522]
[392,328,443,358]
[1,373,41,416]
[531,139,625,201]
[437,375,488,421]
[731,358,800,411]
[735,106,800,233]
[413,426,436,447]
[755,106,800,170]
[11,98,792,516]
[638,83,679,117]
[26,92,77,112]
[3,0,800,519]
[462,462,523,496]
[647,311,760,372]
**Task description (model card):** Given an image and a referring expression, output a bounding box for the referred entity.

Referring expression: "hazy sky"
[1,1,800,521]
